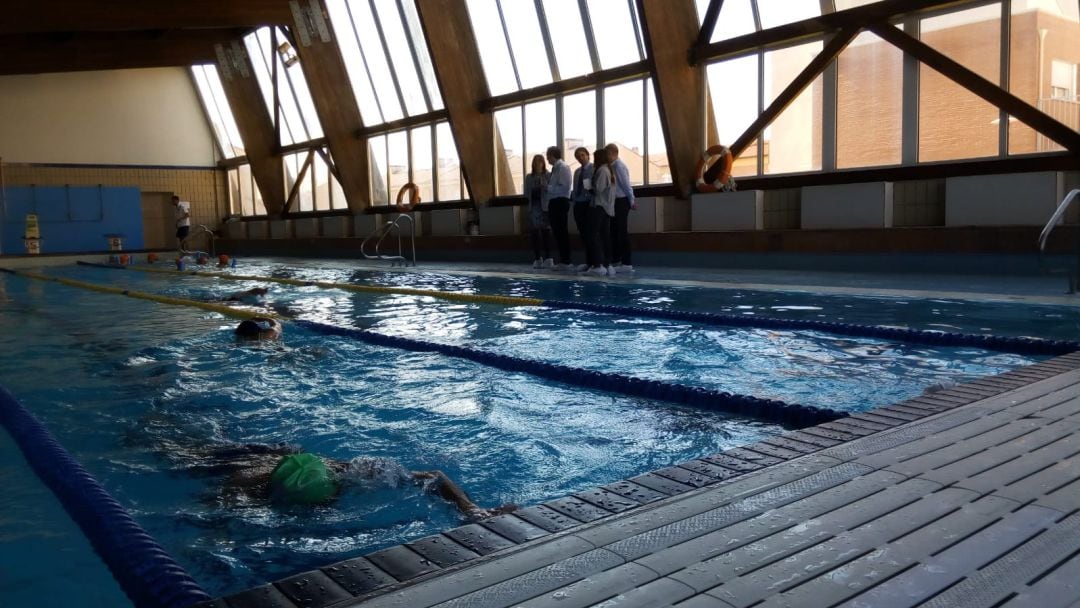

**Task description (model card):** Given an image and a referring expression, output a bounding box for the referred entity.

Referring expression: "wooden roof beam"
[0,30,238,75]
[1,0,293,35]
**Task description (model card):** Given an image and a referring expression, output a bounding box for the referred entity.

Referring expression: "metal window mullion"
[430,124,439,201]
[556,95,565,161]
[345,0,386,124]
[822,57,838,171]
[394,0,434,112]
[597,86,605,149]
[626,0,646,60]
[270,29,282,144]
[998,0,1010,157]
[901,15,920,165]
[756,51,764,175]
[520,105,527,188]
[368,0,410,116]
[496,0,524,90]
[750,0,762,31]
[534,0,561,81]
[578,0,602,73]
[642,78,650,184]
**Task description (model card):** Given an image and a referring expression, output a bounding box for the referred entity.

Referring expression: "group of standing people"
[526,144,635,277]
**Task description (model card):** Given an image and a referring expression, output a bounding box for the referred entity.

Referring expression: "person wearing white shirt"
[588,147,616,277]
[604,144,635,273]
[544,146,574,270]
[570,147,595,272]
[172,195,191,250]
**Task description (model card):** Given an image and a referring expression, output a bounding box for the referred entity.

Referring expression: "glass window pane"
[411,126,434,203]
[694,0,710,25]
[369,135,390,206]
[313,153,331,211]
[500,0,553,88]
[351,0,404,121]
[604,80,645,185]
[387,130,410,203]
[227,168,241,215]
[834,0,884,10]
[436,122,463,201]
[466,0,519,95]
[645,80,670,184]
[710,0,756,43]
[374,0,428,115]
[764,42,823,174]
[1009,1,1078,155]
[192,65,244,159]
[328,153,347,210]
[919,5,1001,161]
[494,106,524,194]
[326,0,384,124]
[541,0,593,79]
[758,0,820,30]
[401,0,444,110]
[563,90,597,163]
[285,153,315,212]
[837,31,902,168]
[586,0,642,69]
[245,29,277,123]
[239,165,254,216]
[706,55,759,177]
[524,99,556,180]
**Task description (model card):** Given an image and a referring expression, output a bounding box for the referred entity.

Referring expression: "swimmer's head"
[235,317,282,341]
[248,287,269,297]
[269,453,339,504]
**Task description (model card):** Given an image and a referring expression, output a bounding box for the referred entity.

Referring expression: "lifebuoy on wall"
[396,183,421,212]
[694,145,736,193]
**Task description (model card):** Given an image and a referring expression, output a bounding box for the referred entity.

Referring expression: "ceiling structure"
[0,0,292,75]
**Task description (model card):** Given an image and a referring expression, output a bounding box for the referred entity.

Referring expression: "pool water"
[1,260,1076,605]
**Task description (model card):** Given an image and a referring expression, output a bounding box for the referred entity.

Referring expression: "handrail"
[181,225,216,258]
[1039,189,1080,252]
[360,213,416,267]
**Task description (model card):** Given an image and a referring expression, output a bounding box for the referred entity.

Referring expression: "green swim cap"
[269,453,338,504]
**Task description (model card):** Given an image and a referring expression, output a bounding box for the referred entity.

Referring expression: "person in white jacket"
[587,148,616,277]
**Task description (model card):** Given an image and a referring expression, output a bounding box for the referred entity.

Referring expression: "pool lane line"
[76,261,1080,358]
[76,261,545,307]
[2,267,279,321]
[14,266,843,426]
[0,383,211,608]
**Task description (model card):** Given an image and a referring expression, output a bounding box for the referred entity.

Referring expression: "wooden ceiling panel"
[1,0,292,35]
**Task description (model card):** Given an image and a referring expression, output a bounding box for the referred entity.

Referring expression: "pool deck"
[198,351,1080,608]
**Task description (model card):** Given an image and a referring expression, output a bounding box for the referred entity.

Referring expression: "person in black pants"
[605,144,636,273]
[570,147,595,272]
[545,146,574,270]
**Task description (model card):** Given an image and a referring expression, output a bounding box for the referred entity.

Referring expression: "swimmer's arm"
[413,470,486,518]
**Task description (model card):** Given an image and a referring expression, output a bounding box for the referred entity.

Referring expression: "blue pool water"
[1,260,1077,605]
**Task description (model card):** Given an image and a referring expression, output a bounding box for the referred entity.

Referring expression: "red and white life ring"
[694,145,736,193]
[396,182,421,212]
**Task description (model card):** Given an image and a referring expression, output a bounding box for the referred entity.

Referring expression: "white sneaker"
[616,264,634,274]
[587,266,607,276]
[576,264,589,272]
[543,258,555,268]
[532,259,543,269]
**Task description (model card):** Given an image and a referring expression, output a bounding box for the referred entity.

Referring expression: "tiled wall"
[3,164,229,231]
[763,188,800,229]
[894,179,946,227]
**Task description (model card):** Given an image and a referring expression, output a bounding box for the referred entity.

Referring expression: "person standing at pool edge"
[545,146,574,270]
[605,144,635,274]
[172,195,191,250]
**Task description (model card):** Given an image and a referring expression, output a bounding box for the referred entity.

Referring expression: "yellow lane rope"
[4,268,279,321]
[126,265,546,307]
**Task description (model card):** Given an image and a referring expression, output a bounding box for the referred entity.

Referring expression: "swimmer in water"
[222,287,269,305]
[235,317,283,342]
[204,443,515,520]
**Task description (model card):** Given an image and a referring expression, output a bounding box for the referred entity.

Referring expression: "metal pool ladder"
[1039,188,1080,294]
[361,213,416,267]
[181,225,216,258]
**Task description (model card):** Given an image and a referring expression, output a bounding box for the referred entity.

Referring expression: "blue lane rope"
[292,320,845,426]
[542,300,1080,357]
[72,261,1078,357]
[0,384,210,608]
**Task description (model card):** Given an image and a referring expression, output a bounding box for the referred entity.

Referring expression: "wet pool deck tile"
[199,351,1080,608]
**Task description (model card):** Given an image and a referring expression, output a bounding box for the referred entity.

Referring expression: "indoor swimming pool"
[1,258,1077,606]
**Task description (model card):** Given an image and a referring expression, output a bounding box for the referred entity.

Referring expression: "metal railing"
[1039,188,1080,294]
[181,225,216,258]
[1036,97,1080,152]
[361,213,416,267]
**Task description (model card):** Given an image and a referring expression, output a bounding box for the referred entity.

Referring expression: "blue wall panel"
[1,186,144,254]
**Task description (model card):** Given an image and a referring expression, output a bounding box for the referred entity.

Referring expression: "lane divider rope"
[0,383,210,608]
[76,261,1080,357]
[8,267,842,426]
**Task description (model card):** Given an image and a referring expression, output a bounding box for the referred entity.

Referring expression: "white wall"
[0,68,217,166]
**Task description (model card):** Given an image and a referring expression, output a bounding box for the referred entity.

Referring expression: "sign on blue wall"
[1,186,145,255]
